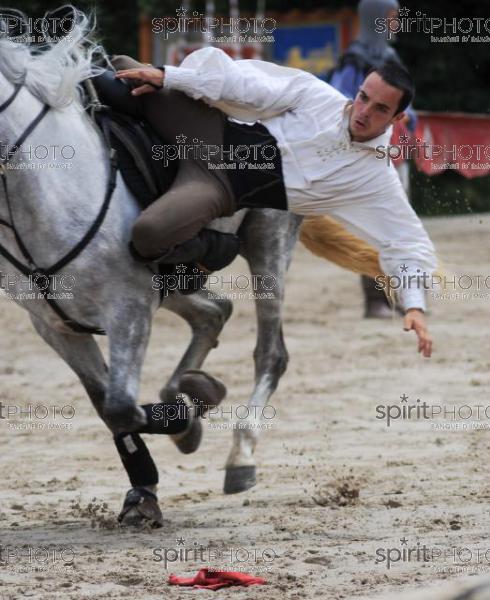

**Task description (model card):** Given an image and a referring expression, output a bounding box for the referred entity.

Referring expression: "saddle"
[84,71,178,209]
[83,73,208,298]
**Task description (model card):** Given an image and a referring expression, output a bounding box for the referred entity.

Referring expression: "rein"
[0,83,118,335]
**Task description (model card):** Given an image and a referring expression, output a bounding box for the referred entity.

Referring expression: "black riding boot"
[361,275,393,319]
[91,69,144,118]
[130,228,240,271]
[129,229,240,295]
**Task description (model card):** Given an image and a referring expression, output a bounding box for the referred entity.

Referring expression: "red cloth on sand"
[168,568,266,590]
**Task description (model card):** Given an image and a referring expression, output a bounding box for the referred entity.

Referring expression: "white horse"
[0,8,302,525]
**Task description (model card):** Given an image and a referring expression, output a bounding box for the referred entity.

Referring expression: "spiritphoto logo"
[152,537,277,572]
[375,7,490,42]
[152,135,277,170]
[1,402,75,431]
[376,136,490,171]
[0,142,75,171]
[0,545,75,573]
[152,269,277,298]
[152,7,276,42]
[375,538,490,573]
[148,396,276,431]
[375,394,490,430]
[375,265,490,301]
[0,13,75,43]
[0,271,76,302]
[206,403,277,431]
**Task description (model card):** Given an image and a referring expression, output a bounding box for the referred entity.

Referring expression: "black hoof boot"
[118,487,164,528]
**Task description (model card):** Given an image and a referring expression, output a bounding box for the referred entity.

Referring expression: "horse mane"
[0,5,105,109]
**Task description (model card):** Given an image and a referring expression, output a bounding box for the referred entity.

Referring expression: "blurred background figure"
[328,0,416,318]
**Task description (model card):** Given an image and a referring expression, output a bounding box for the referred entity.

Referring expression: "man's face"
[349,72,405,142]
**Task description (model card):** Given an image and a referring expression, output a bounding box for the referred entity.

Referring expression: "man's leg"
[108,56,239,270]
[111,55,234,207]
[131,159,239,269]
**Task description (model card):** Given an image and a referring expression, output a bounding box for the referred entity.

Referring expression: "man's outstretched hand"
[404,308,432,357]
[116,67,164,96]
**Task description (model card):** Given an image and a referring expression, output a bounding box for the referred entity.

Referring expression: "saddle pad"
[95,110,178,209]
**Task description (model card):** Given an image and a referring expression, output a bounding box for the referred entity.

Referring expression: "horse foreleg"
[224,210,302,494]
[29,312,163,526]
[155,211,245,399]
[102,302,153,433]
[158,291,233,401]
[156,291,232,454]
[29,314,108,419]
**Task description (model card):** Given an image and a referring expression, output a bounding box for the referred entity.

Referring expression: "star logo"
[176,134,187,144]
[176,7,188,17]
[176,536,185,545]
[400,537,408,545]
[399,134,409,144]
[176,264,187,274]
[399,7,410,17]
[400,394,409,403]
[400,264,409,273]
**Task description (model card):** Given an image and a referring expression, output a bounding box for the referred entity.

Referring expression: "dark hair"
[368,61,415,115]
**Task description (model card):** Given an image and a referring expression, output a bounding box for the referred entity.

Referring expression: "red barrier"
[392,112,490,179]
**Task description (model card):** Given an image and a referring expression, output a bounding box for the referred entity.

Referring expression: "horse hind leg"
[28,313,164,528]
[224,210,302,494]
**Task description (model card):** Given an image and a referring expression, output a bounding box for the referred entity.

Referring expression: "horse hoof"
[170,370,226,455]
[118,487,164,528]
[224,466,256,494]
[171,418,203,455]
[179,369,227,407]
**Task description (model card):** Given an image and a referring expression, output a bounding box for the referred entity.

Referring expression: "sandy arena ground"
[0,213,489,599]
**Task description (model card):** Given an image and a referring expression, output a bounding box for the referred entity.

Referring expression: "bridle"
[0,82,118,335]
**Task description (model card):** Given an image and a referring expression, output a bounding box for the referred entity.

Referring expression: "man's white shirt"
[163,47,437,311]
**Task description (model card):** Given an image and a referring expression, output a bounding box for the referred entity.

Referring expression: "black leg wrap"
[137,401,190,435]
[114,432,159,487]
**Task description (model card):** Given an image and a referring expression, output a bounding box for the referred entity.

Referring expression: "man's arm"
[403,309,432,357]
[327,176,437,357]
[116,47,333,122]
